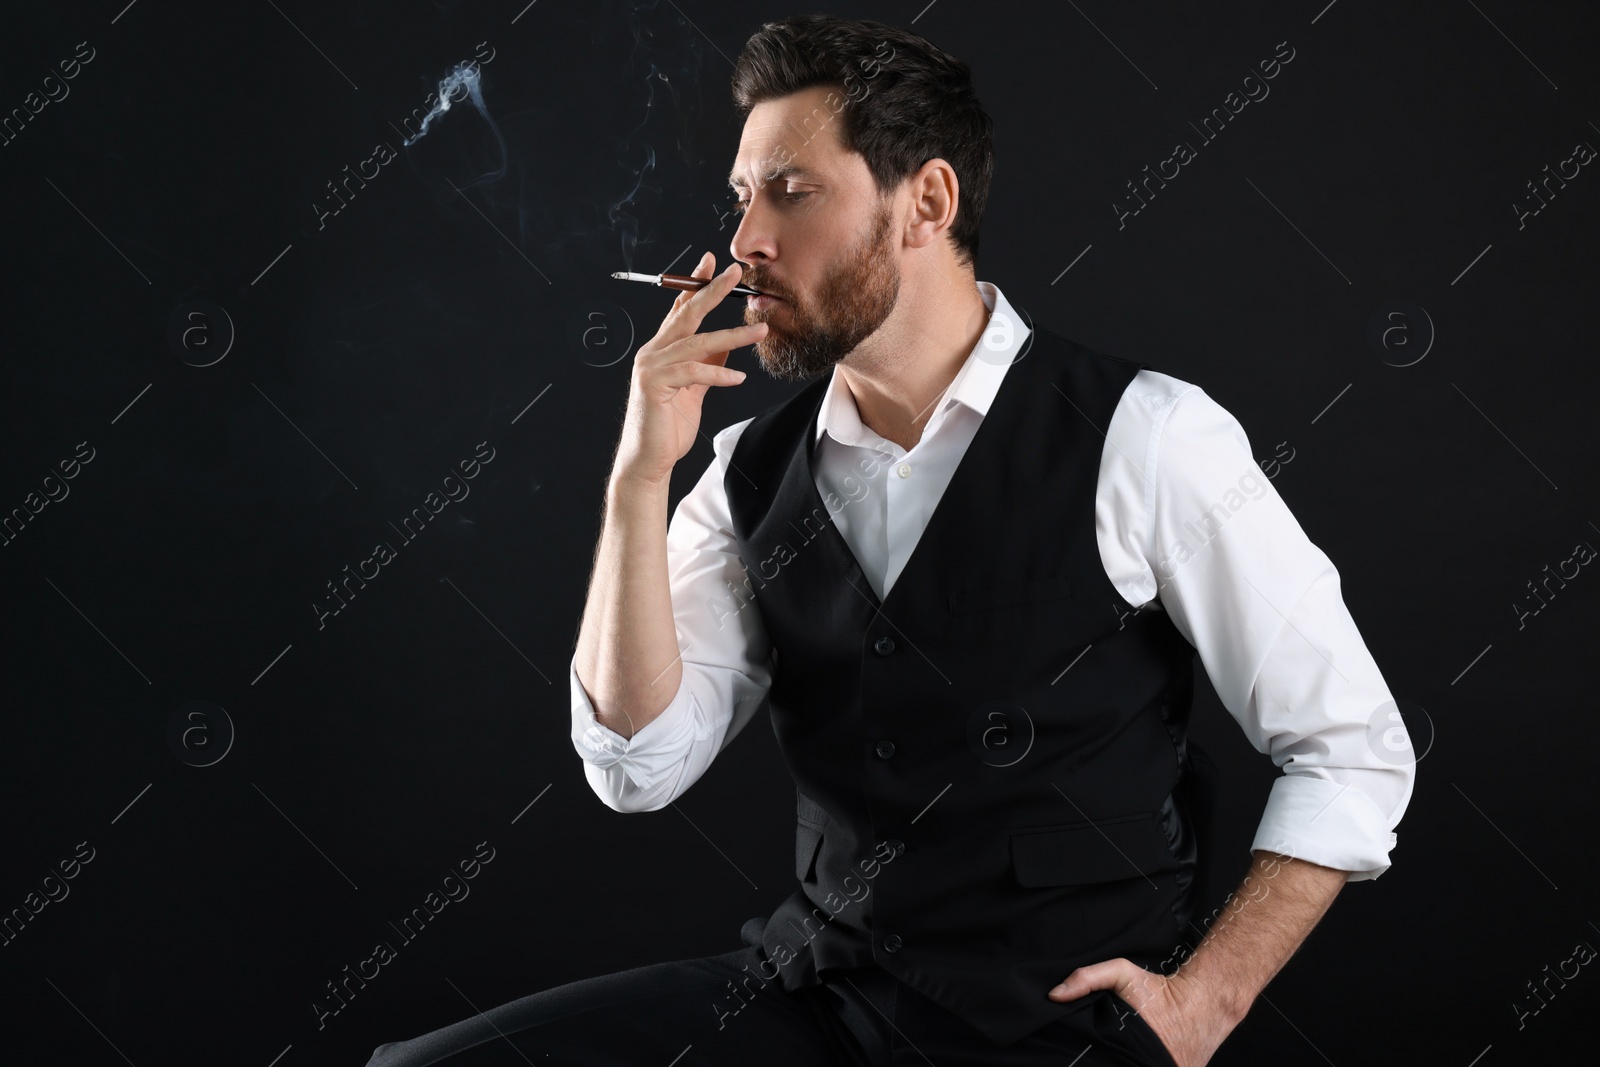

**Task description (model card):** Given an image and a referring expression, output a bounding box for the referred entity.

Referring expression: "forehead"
[727,85,846,188]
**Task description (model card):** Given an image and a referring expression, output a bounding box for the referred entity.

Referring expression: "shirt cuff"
[1250,773,1400,882]
[568,652,698,792]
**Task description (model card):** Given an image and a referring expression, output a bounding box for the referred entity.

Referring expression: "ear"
[903,157,960,252]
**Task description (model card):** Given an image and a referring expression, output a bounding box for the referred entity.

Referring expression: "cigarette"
[611,271,764,298]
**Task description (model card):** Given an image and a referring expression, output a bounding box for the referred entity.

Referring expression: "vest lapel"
[785,340,1053,622]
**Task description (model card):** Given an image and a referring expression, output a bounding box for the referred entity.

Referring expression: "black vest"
[725,324,1202,1047]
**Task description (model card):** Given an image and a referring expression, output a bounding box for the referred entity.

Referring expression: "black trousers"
[364,921,1178,1067]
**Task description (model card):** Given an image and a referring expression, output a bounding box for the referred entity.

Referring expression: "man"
[368,15,1413,1067]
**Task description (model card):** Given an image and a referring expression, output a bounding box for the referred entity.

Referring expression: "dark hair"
[731,15,994,271]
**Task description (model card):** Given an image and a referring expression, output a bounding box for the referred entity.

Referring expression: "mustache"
[741,274,786,299]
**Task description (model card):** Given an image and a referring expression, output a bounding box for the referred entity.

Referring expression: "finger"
[1047,960,1124,1000]
[661,321,767,367]
[657,262,748,348]
[642,358,748,394]
[672,251,715,311]
[681,260,741,317]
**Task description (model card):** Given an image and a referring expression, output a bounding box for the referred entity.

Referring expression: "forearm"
[573,473,684,740]
[1166,850,1348,1024]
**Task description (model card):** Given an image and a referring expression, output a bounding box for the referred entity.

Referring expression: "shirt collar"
[813,280,1029,450]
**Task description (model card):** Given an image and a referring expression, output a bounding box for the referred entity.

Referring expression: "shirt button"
[883,934,903,952]
[875,740,896,759]
[896,463,911,478]
[874,635,895,655]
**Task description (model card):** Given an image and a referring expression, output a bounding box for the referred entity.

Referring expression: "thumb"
[1048,960,1121,1001]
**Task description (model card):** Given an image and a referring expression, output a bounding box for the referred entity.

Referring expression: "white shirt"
[570,281,1415,882]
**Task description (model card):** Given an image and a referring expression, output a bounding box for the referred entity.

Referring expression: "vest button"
[875,740,896,759]
[874,635,895,655]
[886,838,905,856]
[883,933,903,952]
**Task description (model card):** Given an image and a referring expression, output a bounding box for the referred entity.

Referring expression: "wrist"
[609,467,671,497]
[1169,949,1251,1027]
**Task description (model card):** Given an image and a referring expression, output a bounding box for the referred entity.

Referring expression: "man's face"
[728,85,902,381]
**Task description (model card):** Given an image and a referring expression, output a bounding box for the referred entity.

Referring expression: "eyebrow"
[727,163,817,190]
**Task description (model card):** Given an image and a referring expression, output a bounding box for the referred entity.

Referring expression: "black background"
[1,1,1595,1064]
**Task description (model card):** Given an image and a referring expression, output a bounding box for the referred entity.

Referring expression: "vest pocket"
[947,575,1076,615]
[795,822,823,882]
[1009,810,1181,887]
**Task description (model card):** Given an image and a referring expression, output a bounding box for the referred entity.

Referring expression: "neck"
[839,272,989,452]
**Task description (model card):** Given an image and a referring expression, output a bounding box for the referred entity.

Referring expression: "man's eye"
[729,191,811,215]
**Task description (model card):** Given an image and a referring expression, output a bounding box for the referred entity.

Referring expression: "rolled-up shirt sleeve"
[569,418,774,813]
[1138,385,1415,881]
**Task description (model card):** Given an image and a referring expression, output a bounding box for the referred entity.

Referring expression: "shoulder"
[712,416,759,464]
[1109,367,1256,450]
[1103,366,1205,452]
[1027,325,1198,415]
[715,375,831,464]
[1124,367,1204,418]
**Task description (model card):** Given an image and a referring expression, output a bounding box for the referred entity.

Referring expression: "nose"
[728,199,774,276]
